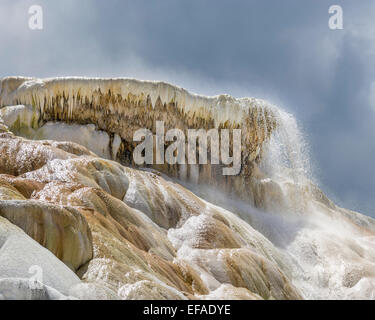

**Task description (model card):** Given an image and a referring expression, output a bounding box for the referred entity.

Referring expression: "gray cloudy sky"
[1,0,375,217]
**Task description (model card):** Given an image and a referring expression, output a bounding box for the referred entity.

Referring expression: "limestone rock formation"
[0,131,301,300]
[0,77,374,300]
[0,216,79,299]
[0,77,278,203]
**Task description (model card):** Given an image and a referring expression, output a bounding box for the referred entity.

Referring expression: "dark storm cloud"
[0,0,374,216]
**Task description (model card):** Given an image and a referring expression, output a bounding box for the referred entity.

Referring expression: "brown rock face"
[0,77,278,205]
[0,200,93,271]
[1,77,374,300]
[0,131,301,299]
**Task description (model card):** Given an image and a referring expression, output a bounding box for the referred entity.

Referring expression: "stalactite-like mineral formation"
[0,77,279,204]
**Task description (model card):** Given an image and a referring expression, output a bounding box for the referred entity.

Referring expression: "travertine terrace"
[0,77,374,300]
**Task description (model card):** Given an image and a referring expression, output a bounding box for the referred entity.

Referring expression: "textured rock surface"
[0,77,374,300]
[0,200,93,271]
[0,77,278,204]
[0,216,80,298]
[0,133,300,300]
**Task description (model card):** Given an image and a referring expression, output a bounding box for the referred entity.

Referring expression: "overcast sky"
[1,0,374,217]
